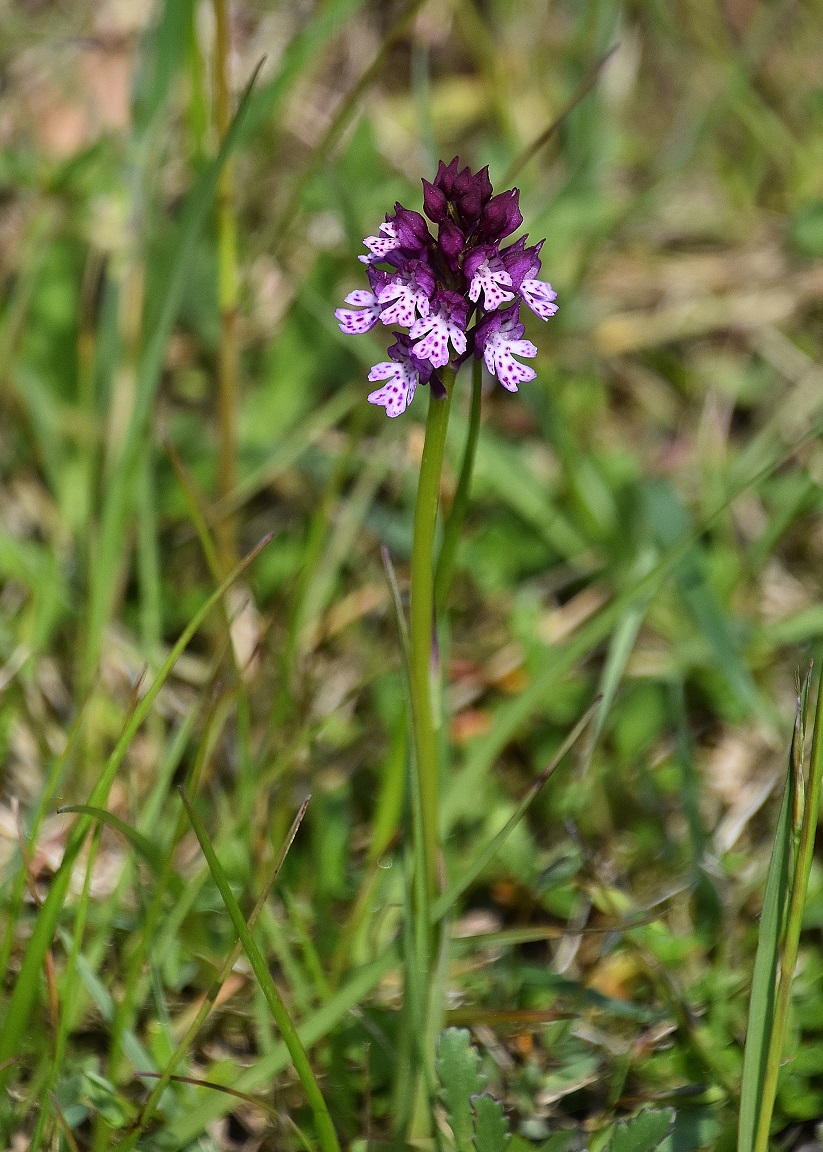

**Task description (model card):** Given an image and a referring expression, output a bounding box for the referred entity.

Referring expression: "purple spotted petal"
[359,221,400,264]
[376,264,435,327]
[335,289,381,333]
[520,278,558,320]
[367,359,418,418]
[483,333,537,391]
[409,293,468,368]
[466,254,515,312]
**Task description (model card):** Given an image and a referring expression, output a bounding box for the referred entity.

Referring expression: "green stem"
[754,666,823,1152]
[212,0,239,574]
[403,370,455,1143]
[436,356,482,610]
[409,369,455,903]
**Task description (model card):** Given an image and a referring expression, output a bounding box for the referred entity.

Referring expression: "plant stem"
[213,0,238,573]
[754,665,823,1152]
[409,368,455,903]
[436,356,482,610]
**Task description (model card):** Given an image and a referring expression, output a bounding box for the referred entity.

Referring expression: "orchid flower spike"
[335,159,557,416]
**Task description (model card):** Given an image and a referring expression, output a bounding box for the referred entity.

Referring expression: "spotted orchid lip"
[335,158,557,416]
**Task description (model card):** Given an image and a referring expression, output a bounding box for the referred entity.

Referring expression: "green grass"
[2,1,823,1149]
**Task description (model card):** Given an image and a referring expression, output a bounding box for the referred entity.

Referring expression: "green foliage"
[1,0,823,1149]
[437,1028,512,1152]
[605,1109,675,1152]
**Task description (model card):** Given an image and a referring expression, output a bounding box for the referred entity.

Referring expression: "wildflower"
[367,334,433,419]
[409,291,468,368]
[475,308,537,392]
[335,158,557,415]
[376,261,435,327]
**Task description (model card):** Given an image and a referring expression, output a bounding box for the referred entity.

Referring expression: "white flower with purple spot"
[366,335,430,418]
[367,359,418,418]
[409,291,468,369]
[476,308,537,392]
[465,250,515,312]
[359,221,400,265]
[520,278,558,321]
[377,264,435,327]
[335,289,382,334]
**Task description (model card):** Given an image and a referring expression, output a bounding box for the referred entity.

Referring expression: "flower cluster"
[335,158,557,417]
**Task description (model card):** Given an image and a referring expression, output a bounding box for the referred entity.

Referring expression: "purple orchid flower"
[335,158,558,415]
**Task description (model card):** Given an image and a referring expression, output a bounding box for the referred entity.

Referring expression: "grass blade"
[83,59,264,682]
[737,669,810,1152]
[0,535,272,1075]
[178,788,341,1152]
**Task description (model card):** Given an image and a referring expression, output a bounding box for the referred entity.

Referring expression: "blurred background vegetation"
[2,0,823,1148]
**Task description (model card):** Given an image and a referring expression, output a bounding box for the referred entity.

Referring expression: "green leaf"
[606,1108,675,1152]
[790,200,823,257]
[473,1093,511,1152]
[81,1069,134,1128]
[737,679,806,1152]
[437,1029,486,1152]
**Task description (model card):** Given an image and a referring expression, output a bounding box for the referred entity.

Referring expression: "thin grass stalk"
[436,357,482,610]
[0,691,91,994]
[81,60,263,685]
[753,665,823,1152]
[179,789,341,1152]
[212,0,239,573]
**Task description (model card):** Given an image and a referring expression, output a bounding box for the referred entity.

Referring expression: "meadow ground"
[1,2,823,1149]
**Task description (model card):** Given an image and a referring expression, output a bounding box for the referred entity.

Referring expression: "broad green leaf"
[606,1108,675,1152]
[437,1029,486,1152]
[473,1093,511,1152]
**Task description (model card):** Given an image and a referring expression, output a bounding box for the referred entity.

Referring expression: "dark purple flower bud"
[391,205,431,252]
[478,189,523,240]
[437,220,465,269]
[433,156,460,197]
[453,166,475,198]
[457,186,483,223]
[422,179,448,224]
[474,165,493,205]
[367,266,392,294]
